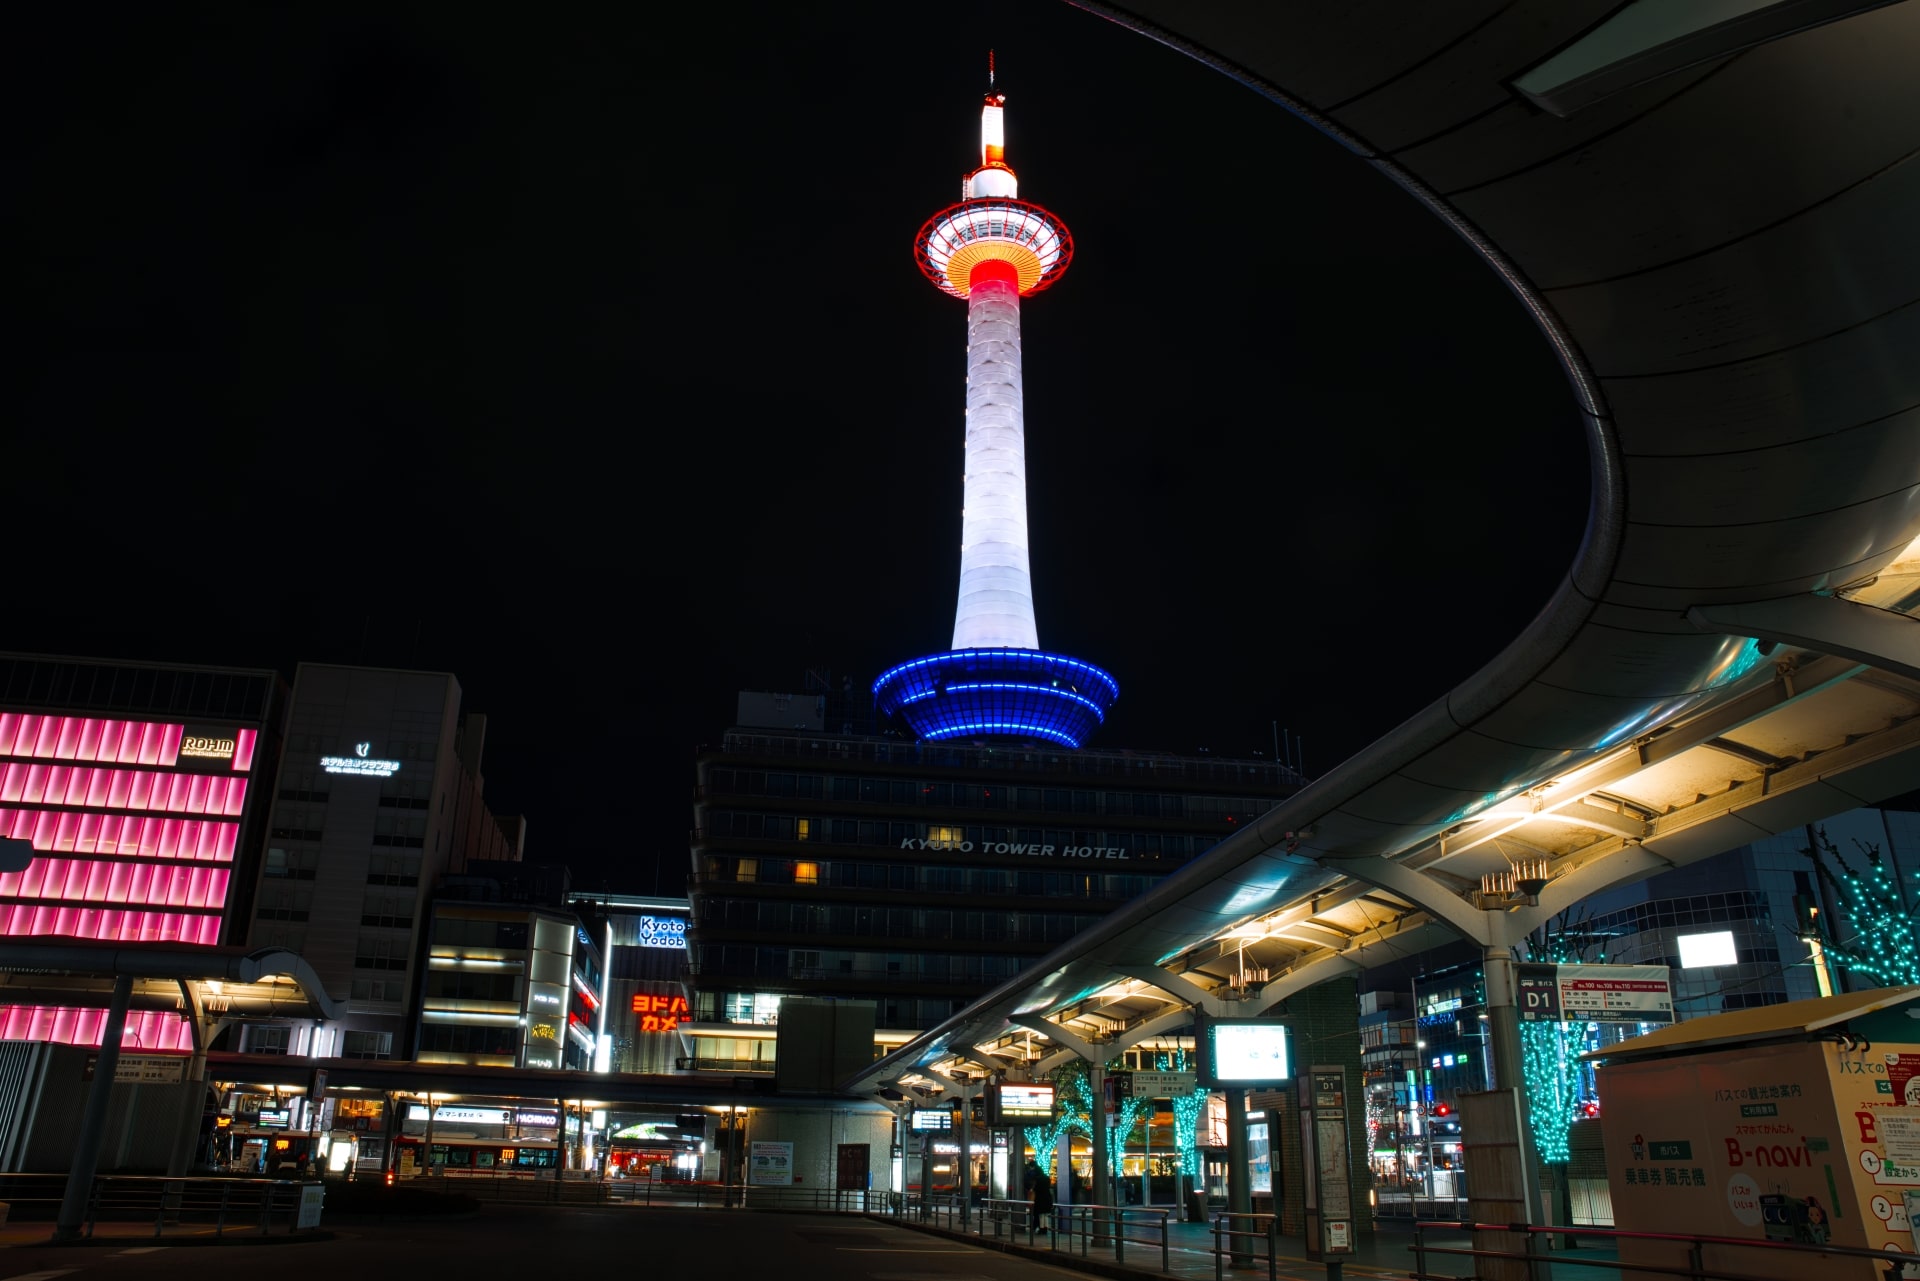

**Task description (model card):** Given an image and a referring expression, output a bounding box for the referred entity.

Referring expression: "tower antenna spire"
[988,48,995,88]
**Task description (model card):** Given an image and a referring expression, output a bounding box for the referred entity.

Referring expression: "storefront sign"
[633,993,690,1032]
[180,734,236,761]
[898,836,1128,860]
[636,915,688,949]
[321,742,401,777]
[406,1105,512,1126]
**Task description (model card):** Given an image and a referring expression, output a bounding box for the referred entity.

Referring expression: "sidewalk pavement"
[0,1217,326,1248]
[886,1213,1626,1281]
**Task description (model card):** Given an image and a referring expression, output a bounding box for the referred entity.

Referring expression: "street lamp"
[1415,1041,1435,1206]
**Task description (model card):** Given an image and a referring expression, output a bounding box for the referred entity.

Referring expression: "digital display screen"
[256,1108,291,1129]
[1197,1015,1292,1086]
[910,1109,952,1131]
[997,1084,1054,1117]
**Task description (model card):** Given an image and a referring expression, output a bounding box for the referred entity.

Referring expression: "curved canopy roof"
[851,0,1920,1093]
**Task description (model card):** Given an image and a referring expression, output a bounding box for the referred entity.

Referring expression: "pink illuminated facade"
[0,654,284,1051]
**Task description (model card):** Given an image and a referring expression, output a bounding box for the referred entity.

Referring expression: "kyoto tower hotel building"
[873,85,1118,747]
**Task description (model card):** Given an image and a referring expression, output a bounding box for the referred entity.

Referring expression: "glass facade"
[689,728,1301,1039]
[0,654,283,1050]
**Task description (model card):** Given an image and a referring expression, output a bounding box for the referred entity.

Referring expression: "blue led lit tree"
[1804,827,1920,985]
[1520,915,1602,1167]
[1024,1059,1094,1177]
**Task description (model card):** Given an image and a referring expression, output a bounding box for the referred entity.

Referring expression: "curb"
[869,1214,1173,1281]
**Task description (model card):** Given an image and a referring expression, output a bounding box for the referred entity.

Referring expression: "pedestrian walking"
[1024,1157,1054,1234]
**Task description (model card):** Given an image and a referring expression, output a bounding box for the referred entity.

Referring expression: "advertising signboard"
[1597,1035,1920,1279]
[1195,1012,1292,1087]
[996,1083,1055,1119]
[836,1142,870,1191]
[748,1140,794,1186]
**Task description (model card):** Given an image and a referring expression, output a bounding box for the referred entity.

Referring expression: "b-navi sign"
[899,837,1128,860]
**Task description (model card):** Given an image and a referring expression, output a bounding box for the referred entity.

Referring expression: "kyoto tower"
[873,75,1118,749]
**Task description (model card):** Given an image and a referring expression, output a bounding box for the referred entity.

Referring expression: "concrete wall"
[740,1106,892,1193]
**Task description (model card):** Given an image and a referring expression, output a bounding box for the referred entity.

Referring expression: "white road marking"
[837,1245,981,1252]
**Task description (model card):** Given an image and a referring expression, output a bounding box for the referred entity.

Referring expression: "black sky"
[14,3,1587,892]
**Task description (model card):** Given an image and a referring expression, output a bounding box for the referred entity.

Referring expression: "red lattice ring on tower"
[914,198,1074,299]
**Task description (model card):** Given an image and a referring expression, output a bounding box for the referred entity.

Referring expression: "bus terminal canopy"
[0,937,338,1024]
[846,0,1920,1099]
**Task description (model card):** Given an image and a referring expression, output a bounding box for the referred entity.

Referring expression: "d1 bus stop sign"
[1516,963,1674,1024]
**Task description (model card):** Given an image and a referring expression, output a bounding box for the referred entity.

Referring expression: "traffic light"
[1581,1101,1600,1118]
[1433,1102,1452,1118]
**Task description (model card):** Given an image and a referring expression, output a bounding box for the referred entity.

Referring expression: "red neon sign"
[632,993,690,1032]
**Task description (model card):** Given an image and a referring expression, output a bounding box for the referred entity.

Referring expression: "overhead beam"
[1112,965,1238,1019]
[1317,853,1494,944]
[1689,596,1920,685]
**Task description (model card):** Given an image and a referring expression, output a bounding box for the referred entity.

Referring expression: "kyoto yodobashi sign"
[1518,963,1674,1023]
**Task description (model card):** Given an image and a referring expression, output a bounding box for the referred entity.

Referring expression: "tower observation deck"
[873,83,1118,749]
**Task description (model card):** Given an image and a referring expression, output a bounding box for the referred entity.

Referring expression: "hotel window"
[797,818,810,843]
[368,851,421,886]
[361,892,414,929]
[794,861,819,885]
[927,824,964,846]
[248,1025,290,1055]
[257,885,311,921]
[342,1030,392,1060]
[354,934,409,971]
[264,846,319,880]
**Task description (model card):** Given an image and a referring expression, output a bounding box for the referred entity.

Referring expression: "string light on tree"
[1806,826,1920,985]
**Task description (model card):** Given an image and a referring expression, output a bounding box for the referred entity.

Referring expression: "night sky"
[15,4,1587,893]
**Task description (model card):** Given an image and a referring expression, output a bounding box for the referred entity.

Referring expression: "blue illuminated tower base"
[873,649,1118,749]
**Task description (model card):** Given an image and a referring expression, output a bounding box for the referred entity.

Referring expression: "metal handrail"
[1210,1211,1280,1281]
[1410,1219,1920,1281]
[0,1174,324,1240]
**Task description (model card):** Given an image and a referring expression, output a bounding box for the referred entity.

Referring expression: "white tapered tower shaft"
[954,259,1038,650]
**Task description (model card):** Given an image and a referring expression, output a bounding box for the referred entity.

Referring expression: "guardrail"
[1411,1219,1920,1281]
[0,1173,325,1240]
[892,1193,1171,1269]
[1210,1211,1281,1281]
[414,1173,884,1213]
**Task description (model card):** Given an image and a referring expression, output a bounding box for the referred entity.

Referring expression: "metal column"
[1484,946,1548,1226]
[55,973,134,1241]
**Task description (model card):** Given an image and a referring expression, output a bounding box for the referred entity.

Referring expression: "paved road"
[0,1207,1121,1281]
